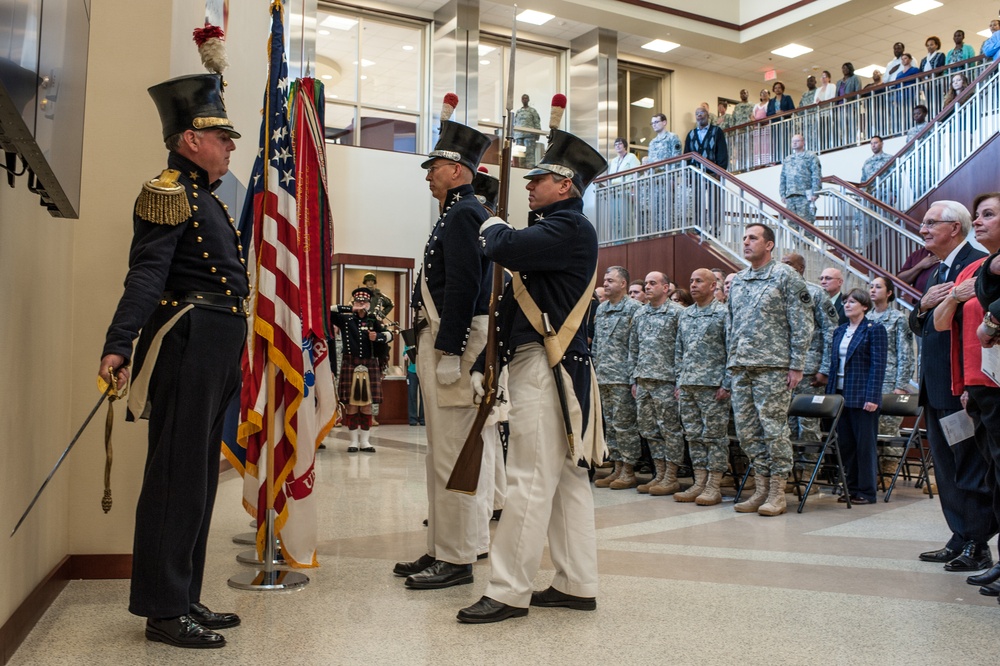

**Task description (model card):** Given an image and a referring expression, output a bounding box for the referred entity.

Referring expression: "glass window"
[477,37,561,167]
[617,63,671,162]
[316,5,426,153]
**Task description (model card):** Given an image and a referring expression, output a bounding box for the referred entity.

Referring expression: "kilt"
[338,355,383,404]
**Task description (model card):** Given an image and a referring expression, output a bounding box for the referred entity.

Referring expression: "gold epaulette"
[134,169,191,226]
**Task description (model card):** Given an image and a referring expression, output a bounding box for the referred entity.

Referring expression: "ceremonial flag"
[237,0,317,568]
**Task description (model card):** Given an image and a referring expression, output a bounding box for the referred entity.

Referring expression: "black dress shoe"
[405,561,473,589]
[919,546,960,563]
[145,616,225,649]
[491,509,503,522]
[530,586,596,611]
[189,602,240,629]
[979,581,1000,597]
[944,542,994,572]
[457,596,528,624]
[393,553,436,577]
[967,562,1000,586]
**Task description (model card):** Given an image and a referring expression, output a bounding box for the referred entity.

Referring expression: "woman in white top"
[814,70,837,102]
[608,137,640,177]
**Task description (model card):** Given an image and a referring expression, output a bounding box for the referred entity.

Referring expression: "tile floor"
[9,425,999,665]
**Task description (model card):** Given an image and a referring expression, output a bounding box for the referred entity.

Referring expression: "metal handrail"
[723,56,991,173]
[592,152,920,306]
[870,62,1000,212]
[820,175,922,232]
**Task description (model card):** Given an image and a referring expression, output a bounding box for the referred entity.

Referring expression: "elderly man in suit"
[909,200,996,572]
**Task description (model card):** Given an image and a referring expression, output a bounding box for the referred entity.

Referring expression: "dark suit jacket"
[826,320,887,408]
[920,52,945,71]
[909,242,988,410]
[766,95,795,116]
[832,293,847,326]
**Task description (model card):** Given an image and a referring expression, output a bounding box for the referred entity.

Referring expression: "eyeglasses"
[650,120,664,125]
[920,219,957,229]
[424,163,454,174]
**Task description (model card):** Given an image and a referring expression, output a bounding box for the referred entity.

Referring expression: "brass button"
[197,236,203,243]
[192,183,199,189]
[171,300,178,306]
[193,221,199,228]
[211,267,217,273]
[238,244,243,251]
[240,258,246,264]
[192,192,198,198]
[223,204,229,210]
[232,306,238,313]
[236,230,241,237]
[225,289,232,296]
[192,205,198,211]
[202,252,209,258]
[221,277,227,283]
[160,299,167,305]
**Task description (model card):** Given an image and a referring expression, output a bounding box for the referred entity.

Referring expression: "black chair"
[734,394,849,513]
[786,394,849,513]
[876,393,932,502]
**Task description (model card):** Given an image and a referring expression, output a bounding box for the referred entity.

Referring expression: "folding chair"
[787,394,849,513]
[733,394,849,512]
[876,393,932,502]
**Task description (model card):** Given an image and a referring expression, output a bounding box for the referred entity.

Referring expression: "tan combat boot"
[594,461,622,488]
[674,469,708,502]
[695,471,723,506]
[757,475,788,516]
[610,463,638,489]
[734,474,769,512]
[649,461,680,496]
[637,459,666,493]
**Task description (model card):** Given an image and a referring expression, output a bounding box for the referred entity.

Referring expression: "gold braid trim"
[134,169,190,225]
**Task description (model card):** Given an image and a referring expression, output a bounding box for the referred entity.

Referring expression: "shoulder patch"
[135,169,190,226]
[799,290,812,304]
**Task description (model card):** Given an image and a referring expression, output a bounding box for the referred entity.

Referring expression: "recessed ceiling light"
[481,59,491,65]
[327,94,339,99]
[479,45,496,56]
[979,28,993,38]
[397,105,407,109]
[318,30,330,36]
[319,15,358,30]
[641,39,680,53]
[321,74,333,80]
[481,118,491,122]
[402,45,414,51]
[516,10,554,25]
[360,75,367,80]
[893,0,942,15]
[631,97,655,108]
[854,65,884,78]
[771,43,813,58]
[352,59,375,67]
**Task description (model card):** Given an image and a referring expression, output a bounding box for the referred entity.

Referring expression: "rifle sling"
[511,269,597,368]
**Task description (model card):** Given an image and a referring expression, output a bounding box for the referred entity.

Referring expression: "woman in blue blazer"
[765,81,795,116]
[826,289,888,503]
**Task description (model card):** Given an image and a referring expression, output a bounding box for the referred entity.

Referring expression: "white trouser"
[416,327,479,564]
[477,424,498,555]
[485,344,599,607]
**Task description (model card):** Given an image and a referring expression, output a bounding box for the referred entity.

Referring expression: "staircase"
[592,155,920,307]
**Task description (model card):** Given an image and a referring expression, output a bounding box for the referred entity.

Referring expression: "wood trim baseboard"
[0,553,132,665]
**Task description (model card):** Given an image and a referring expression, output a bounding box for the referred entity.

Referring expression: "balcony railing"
[592,153,919,308]
[870,61,1000,211]
[724,56,991,173]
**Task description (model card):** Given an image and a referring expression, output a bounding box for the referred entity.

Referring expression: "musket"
[11,377,118,537]
[446,8,518,495]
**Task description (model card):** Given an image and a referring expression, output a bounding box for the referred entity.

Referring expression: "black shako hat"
[421,120,491,173]
[352,287,374,303]
[472,170,500,213]
[525,129,607,192]
[148,74,241,141]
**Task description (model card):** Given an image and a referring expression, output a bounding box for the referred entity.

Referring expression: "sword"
[542,312,575,458]
[11,379,117,537]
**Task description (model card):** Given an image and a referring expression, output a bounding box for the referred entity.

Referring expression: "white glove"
[471,371,485,404]
[436,354,462,385]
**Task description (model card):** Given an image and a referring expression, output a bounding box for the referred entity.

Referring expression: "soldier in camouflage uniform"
[868,276,915,472]
[674,269,731,505]
[592,266,642,489]
[779,134,822,223]
[727,224,813,516]
[781,254,838,445]
[628,271,685,495]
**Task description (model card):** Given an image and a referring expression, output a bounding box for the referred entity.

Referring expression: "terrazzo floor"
[9,425,999,665]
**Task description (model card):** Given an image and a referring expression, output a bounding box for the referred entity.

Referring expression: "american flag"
[236,0,318,568]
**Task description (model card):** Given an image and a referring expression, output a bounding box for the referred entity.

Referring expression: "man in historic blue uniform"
[457,129,608,623]
[98,73,247,649]
[394,118,494,590]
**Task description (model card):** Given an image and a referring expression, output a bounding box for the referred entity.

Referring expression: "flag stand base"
[228,508,308,591]
[236,548,287,566]
[232,532,256,546]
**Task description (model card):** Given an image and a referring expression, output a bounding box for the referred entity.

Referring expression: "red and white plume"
[549,93,567,130]
[441,93,460,122]
[193,23,229,75]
